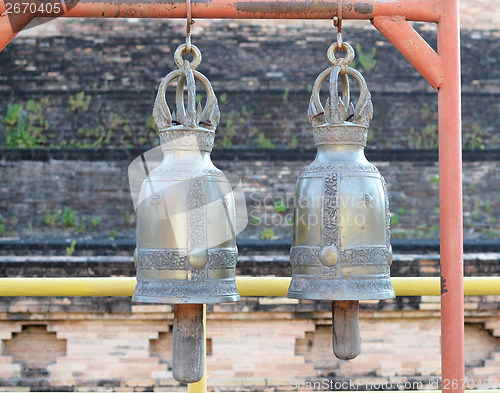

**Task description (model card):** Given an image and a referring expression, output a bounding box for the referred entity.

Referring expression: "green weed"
[3,98,50,148]
[75,216,87,234]
[0,218,6,236]
[282,88,290,101]
[42,210,61,227]
[463,125,485,149]
[429,175,439,185]
[274,200,287,214]
[355,43,377,71]
[91,216,101,227]
[260,228,276,240]
[68,92,91,112]
[66,240,76,256]
[408,124,438,149]
[61,207,76,228]
[288,134,299,149]
[219,92,228,103]
[257,133,275,148]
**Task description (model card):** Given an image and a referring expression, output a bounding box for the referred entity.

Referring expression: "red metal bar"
[0,0,440,21]
[0,0,441,52]
[437,0,465,391]
[0,12,33,51]
[372,16,443,89]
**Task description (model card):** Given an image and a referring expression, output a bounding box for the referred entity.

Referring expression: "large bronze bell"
[288,42,395,360]
[132,44,239,382]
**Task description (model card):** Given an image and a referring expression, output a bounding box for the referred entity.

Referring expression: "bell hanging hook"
[185,0,194,54]
[333,0,343,50]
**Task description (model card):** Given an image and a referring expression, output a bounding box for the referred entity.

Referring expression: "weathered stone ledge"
[2,147,500,162]
[0,252,499,278]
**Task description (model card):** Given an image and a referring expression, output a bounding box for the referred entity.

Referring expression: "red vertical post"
[437,0,465,391]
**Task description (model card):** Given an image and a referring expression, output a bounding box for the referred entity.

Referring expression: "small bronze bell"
[288,42,395,360]
[132,44,239,382]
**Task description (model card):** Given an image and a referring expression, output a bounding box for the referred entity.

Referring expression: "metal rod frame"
[0,0,463,391]
[0,276,495,297]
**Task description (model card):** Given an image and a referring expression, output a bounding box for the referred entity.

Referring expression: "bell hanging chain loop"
[333,0,342,50]
[185,0,193,53]
[185,34,192,55]
[174,43,202,70]
[288,40,394,361]
[327,41,354,68]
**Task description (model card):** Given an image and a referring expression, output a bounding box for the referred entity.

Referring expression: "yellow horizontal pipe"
[391,277,440,296]
[0,277,499,297]
[463,277,500,296]
[237,277,292,296]
[0,277,135,297]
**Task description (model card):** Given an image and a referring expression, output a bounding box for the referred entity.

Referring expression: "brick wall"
[1,253,500,390]
[3,325,66,371]
[1,20,500,149]
[0,155,499,241]
[0,296,499,391]
[46,320,172,387]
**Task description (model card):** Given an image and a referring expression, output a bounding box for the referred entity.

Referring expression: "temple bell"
[287,42,395,360]
[132,43,239,383]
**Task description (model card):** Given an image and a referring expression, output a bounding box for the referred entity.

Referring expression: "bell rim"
[132,294,240,304]
[286,289,395,301]
[287,275,395,301]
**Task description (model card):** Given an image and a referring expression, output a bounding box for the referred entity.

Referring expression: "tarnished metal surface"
[133,43,239,385]
[133,43,239,305]
[332,300,360,360]
[288,42,394,301]
[0,12,33,52]
[173,304,204,383]
[0,0,441,21]
[288,42,394,359]
[0,0,441,53]
[437,0,465,388]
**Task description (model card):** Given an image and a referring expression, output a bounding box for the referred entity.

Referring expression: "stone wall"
[0,294,500,391]
[1,18,500,242]
[1,20,500,149]
[1,151,499,242]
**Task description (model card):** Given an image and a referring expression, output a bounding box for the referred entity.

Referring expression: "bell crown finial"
[308,42,373,147]
[152,44,220,152]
